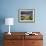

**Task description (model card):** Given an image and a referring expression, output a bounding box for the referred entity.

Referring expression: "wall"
[0,0,46,32]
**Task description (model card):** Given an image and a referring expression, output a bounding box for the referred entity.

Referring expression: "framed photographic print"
[18,9,35,23]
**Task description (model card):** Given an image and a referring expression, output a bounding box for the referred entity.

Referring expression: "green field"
[21,16,33,20]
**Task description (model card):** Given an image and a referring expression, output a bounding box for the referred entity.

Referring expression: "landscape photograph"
[21,11,33,20]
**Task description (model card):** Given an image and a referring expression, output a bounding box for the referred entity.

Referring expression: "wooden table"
[4,32,43,46]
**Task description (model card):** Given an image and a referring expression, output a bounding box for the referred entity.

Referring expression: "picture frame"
[18,9,35,23]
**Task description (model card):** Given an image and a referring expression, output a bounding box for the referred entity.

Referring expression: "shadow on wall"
[0,16,5,32]
[0,16,5,46]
